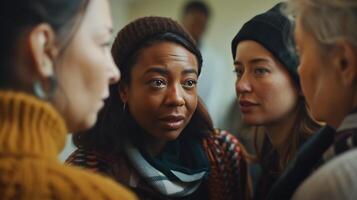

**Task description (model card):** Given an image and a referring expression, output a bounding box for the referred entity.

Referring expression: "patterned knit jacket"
[0,91,136,200]
[67,129,247,200]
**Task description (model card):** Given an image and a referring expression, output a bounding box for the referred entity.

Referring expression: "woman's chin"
[153,129,182,142]
[71,115,98,133]
[242,116,264,126]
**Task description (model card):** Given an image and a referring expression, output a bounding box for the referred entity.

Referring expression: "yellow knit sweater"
[0,91,137,200]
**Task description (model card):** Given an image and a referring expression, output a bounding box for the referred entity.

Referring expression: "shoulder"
[203,129,246,169]
[293,149,357,200]
[1,157,137,200]
[52,163,137,200]
[207,129,244,153]
[65,148,114,175]
[203,129,248,199]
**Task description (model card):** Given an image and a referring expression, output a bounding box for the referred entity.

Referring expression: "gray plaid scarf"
[124,142,208,197]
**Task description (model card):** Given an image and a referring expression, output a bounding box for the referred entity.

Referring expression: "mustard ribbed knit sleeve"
[0,91,136,200]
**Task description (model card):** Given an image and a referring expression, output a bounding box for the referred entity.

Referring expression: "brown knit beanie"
[111,16,202,80]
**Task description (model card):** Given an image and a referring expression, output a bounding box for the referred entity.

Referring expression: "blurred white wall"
[111,0,130,37]
[59,0,283,162]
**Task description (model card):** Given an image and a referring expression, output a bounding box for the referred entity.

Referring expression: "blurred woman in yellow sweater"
[0,0,136,199]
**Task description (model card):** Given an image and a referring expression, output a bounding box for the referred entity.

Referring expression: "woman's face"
[121,42,198,142]
[234,40,299,126]
[53,0,119,132]
[294,17,351,126]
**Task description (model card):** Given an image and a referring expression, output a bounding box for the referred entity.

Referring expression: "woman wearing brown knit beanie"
[0,0,136,199]
[67,16,247,200]
[231,2,321,200]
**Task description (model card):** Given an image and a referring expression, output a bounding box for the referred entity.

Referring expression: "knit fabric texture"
[0,91,136,200]
[231,3,299,85]
[111,16,202,76]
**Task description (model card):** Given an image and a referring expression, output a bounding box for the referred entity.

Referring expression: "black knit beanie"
[112,16,202,78]
[231,3,299,86]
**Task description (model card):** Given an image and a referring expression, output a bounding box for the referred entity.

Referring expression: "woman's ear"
[334,39,357,87]
[29,23,58,79]
[297,87,304,97]
[118,82,129,103]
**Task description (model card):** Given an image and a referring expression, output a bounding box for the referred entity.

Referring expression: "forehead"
[294,15,317,41]
[80,0,112,30]
[294,16,319,49]
[294,17,304,43]
[235,40,274,61]
[131,42,198,74]
[138,42,197,63]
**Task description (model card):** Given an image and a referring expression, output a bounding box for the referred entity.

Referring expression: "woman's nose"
[236,73,252,95]
[165,84,185,107]
[108,58,120,85]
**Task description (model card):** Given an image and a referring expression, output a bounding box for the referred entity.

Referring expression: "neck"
[126,114,168,157]
[329,92,357,129]
[328,112,349,129]
[265,109,299,154]
[141,135,167,156]
[0,90,67,159]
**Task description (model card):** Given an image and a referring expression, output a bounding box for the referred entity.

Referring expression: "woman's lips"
[159,115,185,130]
[239,100,258,113]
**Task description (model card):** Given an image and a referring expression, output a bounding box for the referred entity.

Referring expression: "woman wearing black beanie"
[231,3,321,199]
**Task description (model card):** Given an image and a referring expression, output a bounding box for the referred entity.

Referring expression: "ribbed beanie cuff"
[112,16,202,75]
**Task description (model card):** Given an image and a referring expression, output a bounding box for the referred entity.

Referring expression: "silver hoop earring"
[33,76,57,99]
[123,102,126,111]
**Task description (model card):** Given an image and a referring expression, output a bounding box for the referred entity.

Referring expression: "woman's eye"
[150,79,166,88]
[254,67,269,75]
[233,68,243,78]
[182,79,197,89]
[101,42,111,51]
